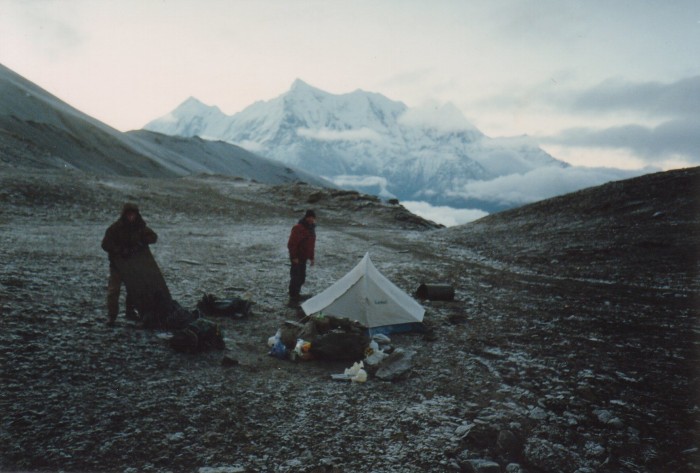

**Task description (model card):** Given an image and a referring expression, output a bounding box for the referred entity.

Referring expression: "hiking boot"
[287,296,300,308]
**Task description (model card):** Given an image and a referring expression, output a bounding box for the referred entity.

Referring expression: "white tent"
[301,253,425,334]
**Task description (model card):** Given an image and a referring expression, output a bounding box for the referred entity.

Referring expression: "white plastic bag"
[344,361,364,376]
[331,361,367,382]
[365,349,388,366]
[351,368,367,383]
[267,329,281,347]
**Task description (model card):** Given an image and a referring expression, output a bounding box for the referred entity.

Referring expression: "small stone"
[462,459,501,473]
[584,441,606,458]
[524,438,576,472]
[221,355,239,367]
[608,417,624,429]
[497,430,520,457]
[593,408,624,428]
[167,432,185,441]
[454,422,474,439]
[529,406,548,420]
[593,409,613,423]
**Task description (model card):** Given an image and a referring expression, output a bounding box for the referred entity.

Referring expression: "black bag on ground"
[310,329,369,362]
[308,315,370,362]
[138,291,173,330]
[139,298,197,331]
[197,293,252,318]
[164,300,199,330]
[170,318,225,353]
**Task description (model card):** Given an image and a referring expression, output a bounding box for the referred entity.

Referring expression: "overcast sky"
[1,0,698,171]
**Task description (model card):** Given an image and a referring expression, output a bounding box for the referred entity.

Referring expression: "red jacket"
[287,221,316,261]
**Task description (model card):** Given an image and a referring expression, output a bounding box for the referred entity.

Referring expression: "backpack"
[170,318,225,353]
[308,316,370,361]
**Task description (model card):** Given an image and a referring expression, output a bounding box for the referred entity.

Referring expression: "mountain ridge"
[0,63,327,186]
[145,80,566,211]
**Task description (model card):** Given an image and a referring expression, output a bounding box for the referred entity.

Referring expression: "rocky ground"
[0,167,698,473]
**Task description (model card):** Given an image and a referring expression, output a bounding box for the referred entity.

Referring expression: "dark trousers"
[289,260,307,298]
[107,266,135,318]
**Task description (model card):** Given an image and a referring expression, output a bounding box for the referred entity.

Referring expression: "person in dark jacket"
[101,203,158,326]
[287,209,317,305]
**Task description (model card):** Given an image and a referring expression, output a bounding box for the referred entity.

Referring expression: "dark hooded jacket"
[101,203,157,264]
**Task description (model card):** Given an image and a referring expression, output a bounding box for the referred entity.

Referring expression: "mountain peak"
[288,79,327,96]
[290,78,312,90]
[176,96,220,113]
[144,96,225,137]
[142,81,567,211]
[182,96,205,105]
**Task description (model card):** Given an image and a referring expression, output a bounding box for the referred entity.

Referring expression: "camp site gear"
[415,283,455,301]
[272,315,370,362]
[196,293,252,318]
[170,318,225,353]
[301,253,425,335]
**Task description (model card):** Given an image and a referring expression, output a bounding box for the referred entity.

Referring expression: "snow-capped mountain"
[145,79,567,211]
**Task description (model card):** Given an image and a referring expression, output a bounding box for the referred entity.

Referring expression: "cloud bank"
[327,175,394,199]
[565,76,700,118]
[401,201,488,227]
[449,165,654,207]
[398,102,481,134]
[536,76,700,166]
[543,119,700,164]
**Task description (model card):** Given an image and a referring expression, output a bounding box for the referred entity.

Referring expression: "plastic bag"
[372,334,391,345]
[269,339,288,359]
[344,361,364,376]
[330,361,368,382]
[365,349,388,366]
[351,369,367,383]
[267,329,282,347]
[268,330,288,359]
[291,339,313,361]
[345,361,367,382]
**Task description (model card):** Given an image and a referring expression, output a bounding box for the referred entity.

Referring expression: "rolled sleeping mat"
[415,283,455,301]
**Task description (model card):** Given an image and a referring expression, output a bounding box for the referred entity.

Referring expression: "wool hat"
[122,202,140,215]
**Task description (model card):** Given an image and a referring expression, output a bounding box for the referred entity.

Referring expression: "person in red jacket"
[287,209,316,304]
